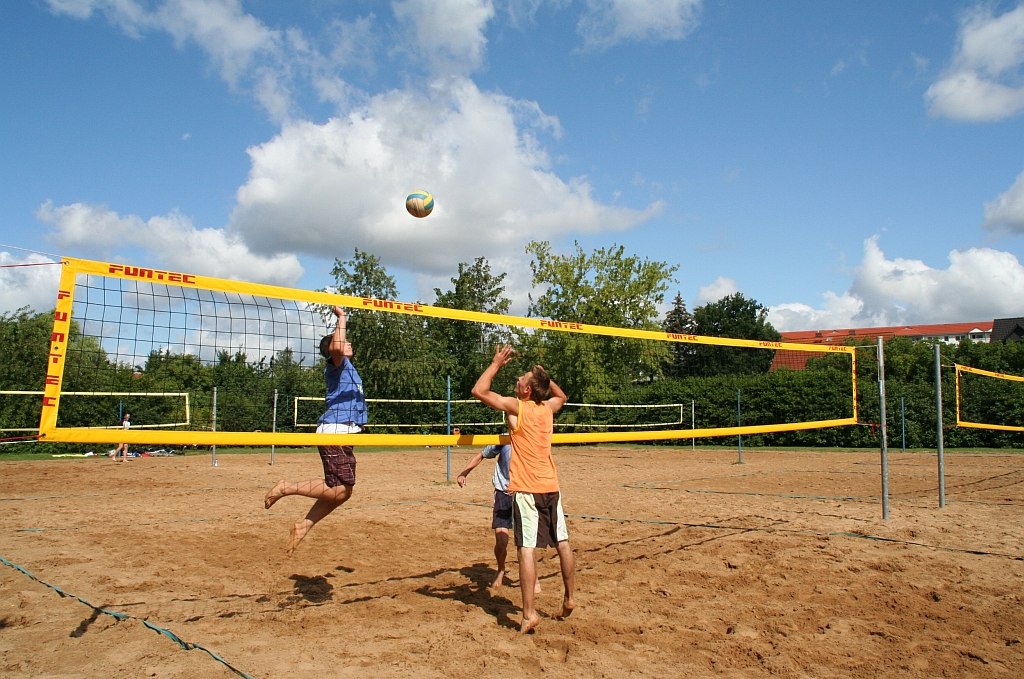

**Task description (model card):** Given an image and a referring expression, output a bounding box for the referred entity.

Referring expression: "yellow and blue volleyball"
[405,190,434,218]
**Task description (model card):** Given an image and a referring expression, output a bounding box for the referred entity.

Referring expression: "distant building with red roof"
[770,320,998,371]
[780,321,993,347]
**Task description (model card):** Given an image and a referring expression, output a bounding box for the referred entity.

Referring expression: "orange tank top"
[507,399,559,493]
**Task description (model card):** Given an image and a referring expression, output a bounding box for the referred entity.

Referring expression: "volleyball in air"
[405,189,434,218]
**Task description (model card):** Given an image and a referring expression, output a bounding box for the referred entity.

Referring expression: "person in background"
[457,442,541,595]
[111,413,131,462]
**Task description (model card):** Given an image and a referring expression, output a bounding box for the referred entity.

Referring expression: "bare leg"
[265,479,348,509]
[491,528,509,589]
[517,546,541,633]
[286,494,348,556]
[263,480,352,556]
[264,480,287,509]
[555,540,576,618]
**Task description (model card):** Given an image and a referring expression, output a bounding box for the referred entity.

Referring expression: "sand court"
[1,446,1022,678]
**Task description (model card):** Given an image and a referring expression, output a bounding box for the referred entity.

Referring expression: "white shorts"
[316,422,362,434]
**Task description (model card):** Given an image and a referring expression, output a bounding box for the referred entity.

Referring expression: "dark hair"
[319,334,333,359]
[528,365,551,403]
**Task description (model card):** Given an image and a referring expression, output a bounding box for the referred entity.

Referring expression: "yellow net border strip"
[40,256,858,446]
[954,363,1024,432]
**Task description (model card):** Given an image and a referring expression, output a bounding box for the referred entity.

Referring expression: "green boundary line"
[0,554,256,679]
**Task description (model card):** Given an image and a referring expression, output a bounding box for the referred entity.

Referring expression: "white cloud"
[154,0,282,84]
[229,77,662,279]
[0,252,62,314]
[45,0,312,122]
[35,201,304,286]
[44,0,505,121]
[767,236,1024,331]
[44,0,98,21]
[32,1,662,314]
[392,0,495,76]
[577,0,702,51]
[767,293,866,334]
[925,4,1024,121]
[982,170,1024,235]
[696,276,737,305]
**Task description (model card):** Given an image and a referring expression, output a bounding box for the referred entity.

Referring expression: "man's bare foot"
[557,597,575,619]
[264,480,286,509]
[519,612,541,634]
[489,569,505,589]
[285,521,310,557]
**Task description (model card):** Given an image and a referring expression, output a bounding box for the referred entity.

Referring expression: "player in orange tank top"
[507,398,559,494]
[472,345,576,634]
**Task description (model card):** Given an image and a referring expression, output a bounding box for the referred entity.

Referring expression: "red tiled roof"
[770,321,993,371]
[780,321,992,345]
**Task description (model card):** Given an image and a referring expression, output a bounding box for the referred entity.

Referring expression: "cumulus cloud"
[767,236,1024,331]
[925,3,1024,121]
[577,0,702,51]
[36,201,304,286]
[392,0,494,75]
[982,170,1024,235]
[766,293,866,334]
[35,0,661,305]
[0,252,62,314]
[696,276,737,305]
[46,0,322,122]
[229,77,662,278]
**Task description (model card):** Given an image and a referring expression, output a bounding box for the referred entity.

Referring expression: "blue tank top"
[317,357,368,426]
[481,444,511,491]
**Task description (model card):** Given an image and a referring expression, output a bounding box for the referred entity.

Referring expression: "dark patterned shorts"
[319,445,356,487]
[491,489,513,530]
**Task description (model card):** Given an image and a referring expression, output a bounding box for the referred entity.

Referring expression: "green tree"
[211,349,268,432]
[431,257,515,397]
[0,307,51,390]
[524,240,677,402]
[0,307,52,431]
[134,349,212,431]
[691,292,780,376]
[329,251,445,427]
[662,293,696,378]
[268,347,322,432]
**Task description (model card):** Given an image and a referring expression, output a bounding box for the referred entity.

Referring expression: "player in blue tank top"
[264,306,368,557]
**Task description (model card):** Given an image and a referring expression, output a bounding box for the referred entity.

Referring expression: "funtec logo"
[540,319,584,331]
[108,264,196,284]
[361,298,423,313]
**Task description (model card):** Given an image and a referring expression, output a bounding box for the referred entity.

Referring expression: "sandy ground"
[1,446,1022,678]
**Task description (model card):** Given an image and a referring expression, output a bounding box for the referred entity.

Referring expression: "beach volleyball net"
[37,256,859,447]
[955,363,1024,433]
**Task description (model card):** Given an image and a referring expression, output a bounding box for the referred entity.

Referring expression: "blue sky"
[2,0,1023,332]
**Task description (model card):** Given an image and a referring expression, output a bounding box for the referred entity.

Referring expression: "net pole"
[270,389,278,466]
[736,389,743,465]
[934,343,946,508]
[211,387,219,468]
[445,375,452,483]
[690,401,695,452]
[901,398,906,451]
[877,337,890,520]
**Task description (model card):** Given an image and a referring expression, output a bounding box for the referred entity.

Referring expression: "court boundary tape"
[0,554,256,679]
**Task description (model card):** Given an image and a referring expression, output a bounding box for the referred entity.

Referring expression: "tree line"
[1,240,1022,454]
